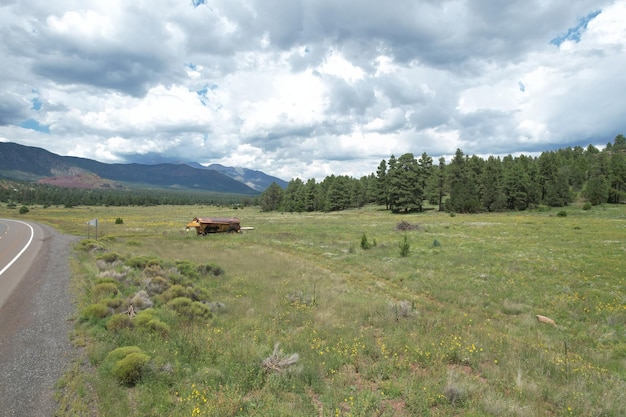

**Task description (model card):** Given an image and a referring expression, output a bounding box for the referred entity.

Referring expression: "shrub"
[127,256,161,269]
[156,284,193,304]
[81,303,110,321]
[106,314,134,332]
[130,290,153,309]
[134,309,156,326]
[111,352,151,386]
[360,234,372,250]
[105,346,143,364]
[19,205,29,214]
[557,210,567,217]
[145,276,170,295]
[101,297,124,310]
[97,252,124,263]
[92,282,118,299]
[583,202,592,211]
[399,235,410,257]
[166,297,212,319]
[145,319,170,337]
[78,239,106,252]
[115,217,124,224]
[197,263,225,277]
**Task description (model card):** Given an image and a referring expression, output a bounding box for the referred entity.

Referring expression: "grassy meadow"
[3,203,625,416]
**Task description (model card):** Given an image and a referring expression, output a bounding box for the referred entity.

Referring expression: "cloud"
[0,0,624,182]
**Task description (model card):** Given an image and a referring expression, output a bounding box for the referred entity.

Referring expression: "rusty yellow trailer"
[186,217,241,235]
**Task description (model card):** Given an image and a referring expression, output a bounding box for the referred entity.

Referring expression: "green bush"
[101,297,123,309]
[105,346,143,364]
[92,282,118,298]
[155,284,193,304]
[145,276,170,295]
[399,235,410,257]
[106,314,134,332]
[166,297,212,319]
[115,217,124,224]
[583,202,592,210]
[19,205,29,214]
[111,352,151,386]
[78,239,106,252]
[557,210,567,217]
[197,262,225,277]
[97,252,124,263]
[126,255,161,269]
[134,309,156,326]
[81,303,110,321]
[145,319,170,337]
[360,234,372,250]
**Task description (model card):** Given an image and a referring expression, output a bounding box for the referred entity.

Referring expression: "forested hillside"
[0,181,255,207]
[260,135,626,213]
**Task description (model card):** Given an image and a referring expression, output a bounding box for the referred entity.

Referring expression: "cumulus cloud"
[0,0,624,181]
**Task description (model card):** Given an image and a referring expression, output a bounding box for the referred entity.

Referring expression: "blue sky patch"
[551,10,601,46]
[20,119,50,133]
[31,97,42,110]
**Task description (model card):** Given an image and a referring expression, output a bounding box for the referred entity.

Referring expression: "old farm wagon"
[186,217,241,235]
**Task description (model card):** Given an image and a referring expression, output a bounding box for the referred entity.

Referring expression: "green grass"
[3,203,626,416]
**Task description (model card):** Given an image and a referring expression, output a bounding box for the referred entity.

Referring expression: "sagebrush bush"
[111,352,151,386]
[145,276,170,295]
[197,262,225,277]
[166,297,212,319]
[81,303,110,321]
[133,309,155,326]
[101,297,124,310]
[105,346,143,365]
[145,319,170,337]
[155,284,193,304]
[97,252,124,263]
[92,282,118,298]
[126,255,161,269]
[78,239,106,252]
[130,290,153,309]
[106,314,134,332]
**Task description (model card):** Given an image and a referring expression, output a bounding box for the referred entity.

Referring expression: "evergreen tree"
[480,156,505,211]
[375,159,389,209]
[259,182,284,211]
[583,175,609,205]
[282,178,305,212]
[502,157,531,210]
[388,153,423,212]
[446,149,480,213]
[609,151,626,203]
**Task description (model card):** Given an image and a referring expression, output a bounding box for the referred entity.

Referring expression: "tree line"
[0,183,255,208]
[260,135,626,213]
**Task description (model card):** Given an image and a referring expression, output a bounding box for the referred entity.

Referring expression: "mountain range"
[0,142,288,194]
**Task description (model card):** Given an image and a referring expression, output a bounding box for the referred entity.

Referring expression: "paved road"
[0,219,79,417]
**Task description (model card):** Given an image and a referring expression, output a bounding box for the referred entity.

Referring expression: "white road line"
[0,220,35,277]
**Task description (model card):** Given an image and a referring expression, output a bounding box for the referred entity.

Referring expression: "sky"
[1,0,625,182]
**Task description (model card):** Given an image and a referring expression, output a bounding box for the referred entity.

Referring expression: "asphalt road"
[0,219,79,417]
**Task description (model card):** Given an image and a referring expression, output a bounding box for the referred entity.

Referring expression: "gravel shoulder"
[0,223,80,417]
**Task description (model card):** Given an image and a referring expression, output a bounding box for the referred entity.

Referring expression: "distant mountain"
[0,142,259,194]
[187,162,288,191]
